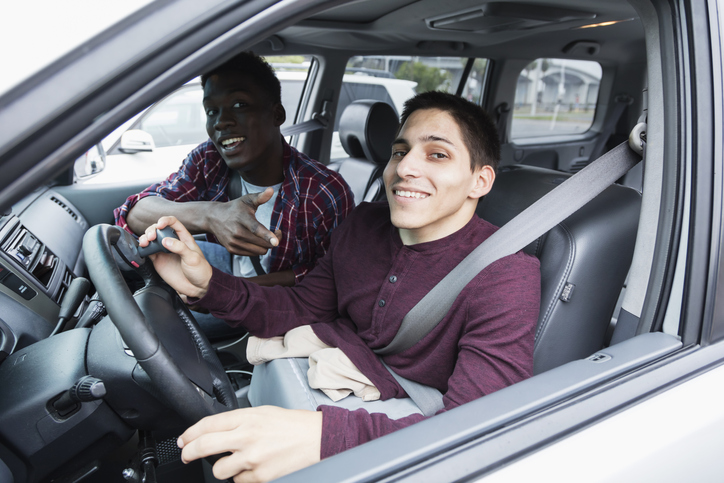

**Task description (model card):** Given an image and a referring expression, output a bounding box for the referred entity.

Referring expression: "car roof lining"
[271,0,645,64]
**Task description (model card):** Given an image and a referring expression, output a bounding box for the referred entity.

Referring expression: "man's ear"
[468,165,496,200]
[273,103,286,127]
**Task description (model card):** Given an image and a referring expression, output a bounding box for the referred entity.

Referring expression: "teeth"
[221,137,245,147]
[394,190,428,199]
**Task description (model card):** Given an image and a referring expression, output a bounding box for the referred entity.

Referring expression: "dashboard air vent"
[50,196,86,228]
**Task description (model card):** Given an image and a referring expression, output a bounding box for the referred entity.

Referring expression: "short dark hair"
[398,91,500,172]
[201,51,281,105]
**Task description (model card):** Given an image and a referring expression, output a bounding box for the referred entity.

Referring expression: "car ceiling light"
[576,18,634,29]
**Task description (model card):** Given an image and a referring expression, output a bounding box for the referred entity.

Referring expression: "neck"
[397,205,476,246]
[239,135,285,186]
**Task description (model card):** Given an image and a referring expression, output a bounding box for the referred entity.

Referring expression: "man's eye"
[205,109,217,117]
[392,150,407,157]
[233,102,247,108]
[430,152,448,159]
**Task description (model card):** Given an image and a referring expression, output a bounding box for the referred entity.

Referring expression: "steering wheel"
[82,224,237,424]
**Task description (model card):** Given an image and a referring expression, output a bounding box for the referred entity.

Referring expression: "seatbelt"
[280,100,332,137]
[494,102,511,143]
[281,119,326,136]
[588,94,633,162]
[375,139,643,416]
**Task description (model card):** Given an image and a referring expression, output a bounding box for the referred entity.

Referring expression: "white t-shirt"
[232,175,283,278]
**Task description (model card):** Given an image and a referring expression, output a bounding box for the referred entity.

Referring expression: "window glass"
[267,55,314,131]
[330,55,489,159]
[511,59,602,139]
[138,86,206,148]
[461,58,489,105]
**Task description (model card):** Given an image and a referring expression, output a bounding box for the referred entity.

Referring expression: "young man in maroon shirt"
[140,91,541,482]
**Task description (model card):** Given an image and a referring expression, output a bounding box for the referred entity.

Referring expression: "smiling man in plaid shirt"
[114,52,354,338]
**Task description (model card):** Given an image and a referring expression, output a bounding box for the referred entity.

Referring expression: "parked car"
[0,0,722,482]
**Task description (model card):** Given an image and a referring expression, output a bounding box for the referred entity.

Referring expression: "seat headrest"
[339,100,399,165]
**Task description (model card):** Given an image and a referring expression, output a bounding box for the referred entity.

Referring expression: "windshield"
[0,0,153,95]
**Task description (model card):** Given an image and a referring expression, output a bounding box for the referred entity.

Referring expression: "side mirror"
[73,144,106,179]
[119,129,155,153]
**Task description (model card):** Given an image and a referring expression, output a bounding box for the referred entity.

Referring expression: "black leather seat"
[476,165,642,374]
[328,100,399,204]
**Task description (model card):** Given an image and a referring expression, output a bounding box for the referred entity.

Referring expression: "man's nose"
[395,150,422,178]
[214,108,235,130]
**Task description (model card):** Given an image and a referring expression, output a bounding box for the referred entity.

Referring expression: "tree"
[396,61,452,93]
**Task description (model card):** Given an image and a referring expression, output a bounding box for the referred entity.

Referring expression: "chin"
[389,212,425,231]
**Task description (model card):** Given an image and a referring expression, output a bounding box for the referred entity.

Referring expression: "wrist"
[193,286,209,300]
[200,204,219,234]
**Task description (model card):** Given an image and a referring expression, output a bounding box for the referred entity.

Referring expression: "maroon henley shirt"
[192,201,541,458]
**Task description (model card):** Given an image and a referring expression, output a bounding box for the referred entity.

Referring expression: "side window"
[75,56,313,184]
[511,58,602,140]
[266,55,315,132]
[331,55,489,159]
[137,86,206,148]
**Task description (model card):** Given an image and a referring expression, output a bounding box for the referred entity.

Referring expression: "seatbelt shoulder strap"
[376,141,642,357]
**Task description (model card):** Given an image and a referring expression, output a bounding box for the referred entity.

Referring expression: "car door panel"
[501,138,598,172]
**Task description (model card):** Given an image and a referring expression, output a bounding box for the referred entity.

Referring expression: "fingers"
[180,431,242,466]
[178,407,321,482]
[239,190,279,247]
[250,187,274,208]
[139,216,198,250]
[178,410,245,453]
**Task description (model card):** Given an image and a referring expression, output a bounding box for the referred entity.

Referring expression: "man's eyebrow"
[391,137,409,146]
[420,134,455,146]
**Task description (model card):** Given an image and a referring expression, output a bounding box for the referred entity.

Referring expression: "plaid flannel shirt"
[114,139,354,281]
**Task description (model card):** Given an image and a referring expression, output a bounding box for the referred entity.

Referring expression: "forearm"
[246,269,296,287]
[192,267,333,338]
[319,406,426,458]
[127,196,216,235]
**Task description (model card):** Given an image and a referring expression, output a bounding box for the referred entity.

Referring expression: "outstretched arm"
[130,188,282,257]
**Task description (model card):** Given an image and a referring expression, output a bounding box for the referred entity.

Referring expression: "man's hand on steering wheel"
[207,188,283,257]
[140,216,213,300]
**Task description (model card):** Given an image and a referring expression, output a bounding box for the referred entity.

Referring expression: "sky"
[0,0,152,95]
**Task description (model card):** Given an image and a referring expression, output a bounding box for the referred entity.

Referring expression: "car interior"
[0,0,709,481]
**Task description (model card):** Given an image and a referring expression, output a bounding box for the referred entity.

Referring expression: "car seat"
[328,100,398,204]
[476,164,641,373]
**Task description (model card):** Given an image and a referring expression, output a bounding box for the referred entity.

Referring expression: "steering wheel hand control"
[137,227,179,258]
[112,227,179,269]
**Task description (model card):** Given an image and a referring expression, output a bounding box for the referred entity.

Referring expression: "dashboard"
[0,188,89,360]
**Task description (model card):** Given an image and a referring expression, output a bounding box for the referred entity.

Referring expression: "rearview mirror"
[119,129,155,153]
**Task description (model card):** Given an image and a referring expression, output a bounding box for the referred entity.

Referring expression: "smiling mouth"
[220,136,246,151]
[394,189,429,199]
